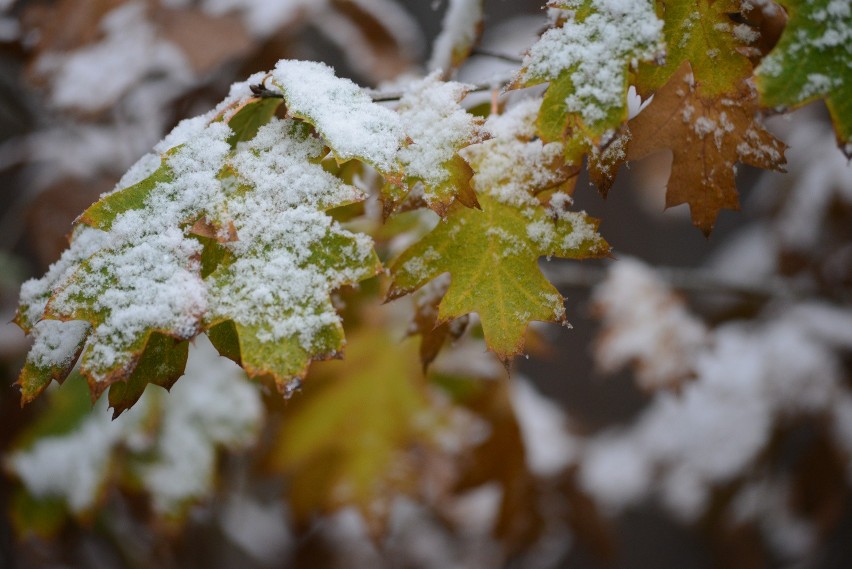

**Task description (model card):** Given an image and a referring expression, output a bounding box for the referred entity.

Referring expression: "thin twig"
[365,75,516,102]
[470,48,525,65]
[542,263,804,301]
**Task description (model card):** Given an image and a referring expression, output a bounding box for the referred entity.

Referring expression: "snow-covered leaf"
[755,0,852,155]
[515,0,662,158]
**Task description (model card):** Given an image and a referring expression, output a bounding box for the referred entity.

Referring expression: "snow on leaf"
[269,59,405,174]
[388,100,608,359]
[266,328,446,536]
[755,0,852,155]
[427,0,483,76]
[635,0,755,98]
[514,0,663,156]
[16,320,90,406]
[391,72,485,216]
[205,118,381,392]
[16,67,383,407]
[609,63,786,235]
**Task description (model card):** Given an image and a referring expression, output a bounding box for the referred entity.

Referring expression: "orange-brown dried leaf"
[627,63,786,234]
[408,277,469,370]
[450,377,544,552]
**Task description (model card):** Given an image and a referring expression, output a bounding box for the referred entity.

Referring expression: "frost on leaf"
[389,72,486,217]
[514,0,663,158]
[388,100,609,360]
[266,328,450,537]
[601,63,786,235]
[15,65,386,406]
[755,0,852,155]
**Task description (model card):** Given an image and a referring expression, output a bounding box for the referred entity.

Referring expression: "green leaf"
[635,0,754,97]
[388,193,608,359]
[79,159,173,231]
[267,327,442,535]
[16,320,90,405]
[17,73,384,408]
[107,333,189,418]
[755,0,852,154]
[515,0,662,154]
[225,97,283,147]
[204,118,382,392]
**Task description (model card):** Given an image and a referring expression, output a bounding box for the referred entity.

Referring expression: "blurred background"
[1,1,851,568]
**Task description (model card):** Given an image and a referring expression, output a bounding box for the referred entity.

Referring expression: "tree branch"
[542,262,804,301]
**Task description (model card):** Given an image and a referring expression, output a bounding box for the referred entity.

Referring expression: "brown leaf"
[627,62,786,235]
[156,7,253,75]
[408,276,469,370]
[451,378,544,553]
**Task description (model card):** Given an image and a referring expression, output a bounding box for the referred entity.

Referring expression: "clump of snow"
[459,99,567,209]
[271,60,405,173]
[592,257,708,390]
[427,0,483,73]
[511,377,577,477]
[518,0,663,125]
[26,320,89,370]
[6,335,263,515]
[396,72,484,206]
[35,2,191,112]
[207,118,376,351]
[580,305,846,522]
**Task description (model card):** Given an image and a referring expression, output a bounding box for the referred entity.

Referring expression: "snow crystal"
[271,60,405,172]
[427,0,482,73]
[18,226,110,328]
[518,0,662,125]
[460,99,567,209]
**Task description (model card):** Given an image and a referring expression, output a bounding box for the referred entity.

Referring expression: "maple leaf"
[15,65,397,407]
[266,328,448,536]
[514,0,662,157]
[388,194,607,359]
[755,0,852,155]
[407,275,469,370]
[602,63,786,235]
[385,72,485,217]
[635,0,756,97]
[388,101,608,359]
[268,60,405,175]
